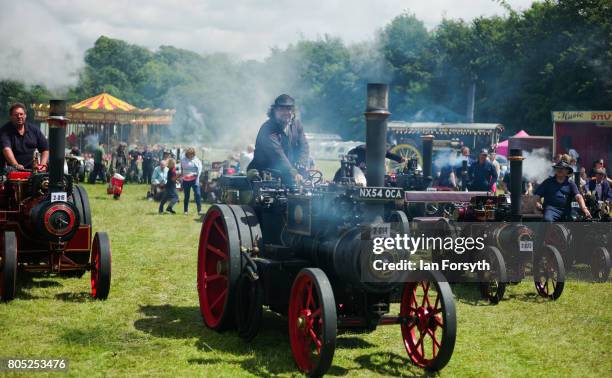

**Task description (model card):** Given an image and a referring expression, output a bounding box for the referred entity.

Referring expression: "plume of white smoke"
[433,148,468,170]
[522,148,552,184]
[0,2,83,90]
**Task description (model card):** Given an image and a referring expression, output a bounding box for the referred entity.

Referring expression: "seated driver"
[0,103,49,171]
[247,94,309,184]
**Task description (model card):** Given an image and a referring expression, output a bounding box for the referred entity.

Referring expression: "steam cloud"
[0,2,83,90]
[522,148,553,184]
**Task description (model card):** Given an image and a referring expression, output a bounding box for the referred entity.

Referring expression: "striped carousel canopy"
[71,93,136,111]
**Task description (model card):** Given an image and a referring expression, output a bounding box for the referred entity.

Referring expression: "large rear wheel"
[0,231,18,302]
[288,268,337,377]
[197,205,241,331]
[400,270,456,371]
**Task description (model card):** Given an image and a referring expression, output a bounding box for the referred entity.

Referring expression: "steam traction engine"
[540,179,611,282]
[0,100,111,302]
[427,149,566,303]
[197,85,456,376]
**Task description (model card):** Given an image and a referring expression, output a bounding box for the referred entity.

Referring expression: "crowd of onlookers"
[67,141,255,215]
[68,139,611,217]
[431,146,611,200]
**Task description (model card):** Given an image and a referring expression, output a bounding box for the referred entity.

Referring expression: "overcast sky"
[0,0,535,89]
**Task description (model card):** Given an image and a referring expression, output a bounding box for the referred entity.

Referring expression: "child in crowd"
[159,158,179,214]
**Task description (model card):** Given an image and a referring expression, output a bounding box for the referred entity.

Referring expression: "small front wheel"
[591,247,610,282]
[478,246,507,304]
[288,268,337,377]
[534,244,565,300]
[91,232,112,300]
[0,231,18,302]
[400,270,456,371]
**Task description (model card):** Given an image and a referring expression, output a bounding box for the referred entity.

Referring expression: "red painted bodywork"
[0,171,92,273]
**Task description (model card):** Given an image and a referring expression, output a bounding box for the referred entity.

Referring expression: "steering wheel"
[304,169,323,186]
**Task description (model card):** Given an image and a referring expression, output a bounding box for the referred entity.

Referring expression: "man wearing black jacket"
[247,94,309,183]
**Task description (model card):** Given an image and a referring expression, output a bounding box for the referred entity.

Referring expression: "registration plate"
[519,240,533,252]
[358,187,403,200]
[370,222,391,238]
[50,192,67,202]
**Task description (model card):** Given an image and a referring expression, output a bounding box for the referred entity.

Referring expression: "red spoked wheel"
[477,246,507,304]
[288,268,337,377]
[534,244,565,300]
[90,232,111,300]
[0,231,18,302]
[400,270,456,371]
[197,205,241,331]
[591,247,610,283]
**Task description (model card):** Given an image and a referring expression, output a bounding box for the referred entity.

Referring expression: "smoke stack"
[461,159,468,191]
[47,100,68,192]
[509,148,524,221]
[364,83,390,187]
[421,135,433,186]
[466,81,476,123]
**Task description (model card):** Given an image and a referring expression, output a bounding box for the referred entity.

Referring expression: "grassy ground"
[0,183,610,377]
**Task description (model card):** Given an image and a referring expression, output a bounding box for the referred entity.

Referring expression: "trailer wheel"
[401,270,456,371]
[90,232,111,300]
[477,246,507,304]
[0,231,18,302]
[289,268,337,377]
[197,205,241,331]
[591,247,610,282]
[534,244,565,300]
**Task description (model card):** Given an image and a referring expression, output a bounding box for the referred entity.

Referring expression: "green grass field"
[1,183,611,377]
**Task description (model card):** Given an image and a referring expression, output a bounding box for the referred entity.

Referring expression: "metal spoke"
[213,221,228,241]
[206,274,225,283]
[207,244,227,259]
[210,288,227,310]
[306,282,314,309]
[421,281,431,307]
[309,329,322,354]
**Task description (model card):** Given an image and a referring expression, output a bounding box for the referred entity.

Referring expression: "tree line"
[1,0,609,142]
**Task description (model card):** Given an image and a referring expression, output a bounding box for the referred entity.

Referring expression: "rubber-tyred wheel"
[289,268,337,377]
[91,232,111,300]
[478,246,507,304]
[534,244,565,300]
[591,247,610,283]
[198,205,241,331]
[0,231,18,302]
[400,270,456,371]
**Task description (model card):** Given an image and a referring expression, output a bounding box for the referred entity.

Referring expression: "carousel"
[32,92,175,149]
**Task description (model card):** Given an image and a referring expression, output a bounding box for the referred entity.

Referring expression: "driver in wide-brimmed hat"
[533,160,591,221]
[247,94,309,184]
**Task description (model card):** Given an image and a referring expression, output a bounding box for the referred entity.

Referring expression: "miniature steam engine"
[541,190,611,282]
[424,149,566,303]
[0,100,111,302]
[197,85,456,376]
